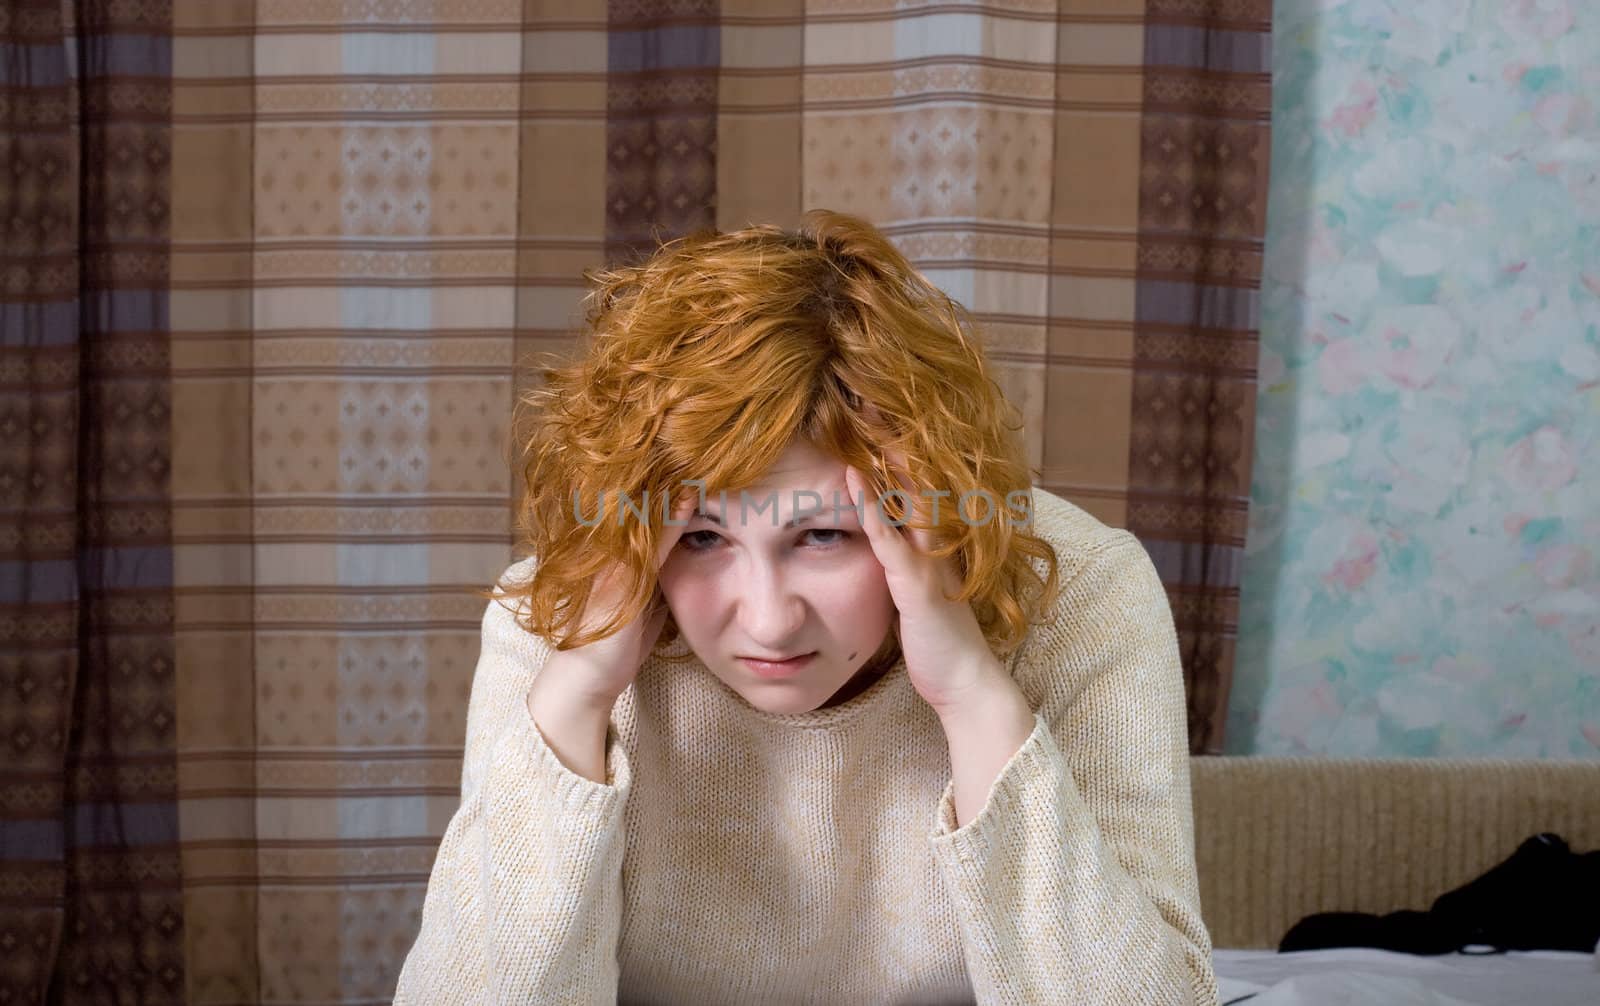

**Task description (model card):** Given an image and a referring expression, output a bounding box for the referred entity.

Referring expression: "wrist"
[534,651,624,714]
[934,664,1035,829]
[526,664,616,785]
[929,657,1014,724]
[528,659,618,725]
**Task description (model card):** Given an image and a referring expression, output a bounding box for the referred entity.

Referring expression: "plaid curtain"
[4,0,187,1002]
[0,0,1269,1001]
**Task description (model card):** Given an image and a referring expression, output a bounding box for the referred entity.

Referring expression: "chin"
[732,682,832,715]
[718,668,851,714]
[749,694,826,715]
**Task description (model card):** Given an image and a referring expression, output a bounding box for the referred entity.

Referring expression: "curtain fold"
[0,0,1268,1000]
[2,0,185,1002]
[1128,0,1271,754]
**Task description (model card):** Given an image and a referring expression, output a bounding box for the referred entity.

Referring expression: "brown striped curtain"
[0,1,1268,1001]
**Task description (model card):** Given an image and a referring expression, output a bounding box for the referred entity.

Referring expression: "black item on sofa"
[1278,832,1600,955]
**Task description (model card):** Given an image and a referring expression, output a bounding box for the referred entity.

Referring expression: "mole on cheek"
[848,651,857,660]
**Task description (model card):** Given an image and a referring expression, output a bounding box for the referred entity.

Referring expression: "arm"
[925,533,1219,1006]
[394,578,630,1005]
[936,666,1036,829]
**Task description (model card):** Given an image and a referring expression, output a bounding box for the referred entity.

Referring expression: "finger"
[641,591,671,646]
[878,450,962,598]
[588,564,632,628]
[654,491,698,570]
[853,404,922,536]
[880,445,937,555]
[846,465,908,563]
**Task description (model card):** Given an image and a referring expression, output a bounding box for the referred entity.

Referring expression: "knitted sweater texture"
[394,488,1219,1005]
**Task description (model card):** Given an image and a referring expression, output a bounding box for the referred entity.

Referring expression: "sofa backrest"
[1189,756,1600,949]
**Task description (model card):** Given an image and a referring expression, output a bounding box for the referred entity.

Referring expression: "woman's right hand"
[529,493,696,715]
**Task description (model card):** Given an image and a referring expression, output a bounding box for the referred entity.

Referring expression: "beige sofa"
[1189,756,1600,949]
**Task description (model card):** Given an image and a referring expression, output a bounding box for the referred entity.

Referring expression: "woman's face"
[657,437,898,714]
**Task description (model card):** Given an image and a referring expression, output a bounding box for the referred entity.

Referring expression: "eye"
[678,530,722,551]
[804,529,851,548]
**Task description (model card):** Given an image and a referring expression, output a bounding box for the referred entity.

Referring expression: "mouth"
[738,653,817,678]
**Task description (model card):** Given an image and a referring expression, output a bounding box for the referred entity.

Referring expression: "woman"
[394,211,1219,1005]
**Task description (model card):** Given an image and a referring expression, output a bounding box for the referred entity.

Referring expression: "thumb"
[640,595,671,653]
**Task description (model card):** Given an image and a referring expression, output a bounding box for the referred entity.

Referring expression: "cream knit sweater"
[394,488,1219,1005]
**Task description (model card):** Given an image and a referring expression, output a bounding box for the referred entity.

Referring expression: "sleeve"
[393,574,632,1005]
[924,532,1219,1006]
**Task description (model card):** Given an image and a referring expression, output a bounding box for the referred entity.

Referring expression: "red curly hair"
[502,209,1061,666]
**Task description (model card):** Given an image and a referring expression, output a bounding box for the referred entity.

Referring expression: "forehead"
[728,437,845,492]
[695,439,855,527]
[757,439,842,480]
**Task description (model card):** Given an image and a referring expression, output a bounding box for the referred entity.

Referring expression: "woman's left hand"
[844,456,1005,713]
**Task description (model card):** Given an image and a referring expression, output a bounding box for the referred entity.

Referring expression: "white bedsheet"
[1213,946,1600,1005]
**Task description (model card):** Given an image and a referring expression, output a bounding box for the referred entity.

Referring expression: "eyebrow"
[692,509,835,530]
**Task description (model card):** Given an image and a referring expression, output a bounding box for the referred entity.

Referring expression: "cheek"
[656,564,711,633]
[811,558,896,631]
[657,562,755,644]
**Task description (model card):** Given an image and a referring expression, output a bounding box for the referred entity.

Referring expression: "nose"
[737,560,807,650]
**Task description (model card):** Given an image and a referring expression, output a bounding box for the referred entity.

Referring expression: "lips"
[739,652,817,679]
